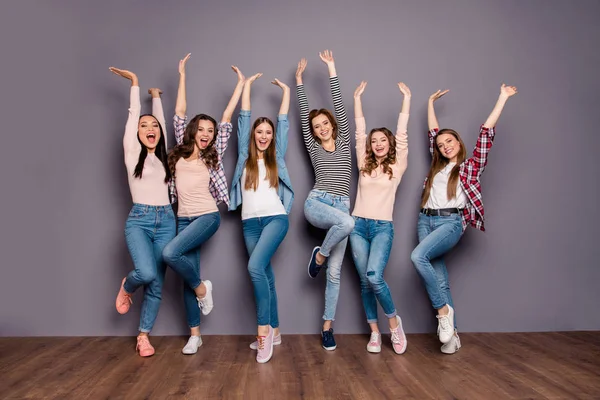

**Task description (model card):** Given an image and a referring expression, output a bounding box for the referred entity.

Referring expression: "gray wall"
[1,0,599,336]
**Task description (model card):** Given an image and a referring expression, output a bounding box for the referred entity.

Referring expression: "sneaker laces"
[369,332,380,345]
[256,336,265,350]
[437,314,451,331]
[323,330,333,342]
[137,335,151,349]
[119,293,132,307]
[390,328,403,345]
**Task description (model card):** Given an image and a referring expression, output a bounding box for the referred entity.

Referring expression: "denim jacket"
[229,110,294,213]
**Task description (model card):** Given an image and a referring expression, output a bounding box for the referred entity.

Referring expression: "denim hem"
[138,328,151,333]
[366,318,378,324]
[385,310,398,319]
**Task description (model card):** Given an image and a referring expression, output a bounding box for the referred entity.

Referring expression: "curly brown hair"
[168,114,219,177]
[360,127,396,179]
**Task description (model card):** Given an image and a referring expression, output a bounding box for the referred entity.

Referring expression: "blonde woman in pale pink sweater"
[349,81,410,354]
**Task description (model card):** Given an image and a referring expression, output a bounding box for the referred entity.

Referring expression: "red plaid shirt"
[426,125,496,231]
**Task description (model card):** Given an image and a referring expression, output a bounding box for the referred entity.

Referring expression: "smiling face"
[311,114,333,142]
[254,122,274,154]
[138,115,161,151]
[194,120,216,150]
[436,132,462,162]
[370,130,390,160]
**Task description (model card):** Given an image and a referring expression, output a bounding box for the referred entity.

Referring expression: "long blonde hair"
[244,117,279,191]
[421,129,467,207]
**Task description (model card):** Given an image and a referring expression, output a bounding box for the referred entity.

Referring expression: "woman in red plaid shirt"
[411,84,518,354]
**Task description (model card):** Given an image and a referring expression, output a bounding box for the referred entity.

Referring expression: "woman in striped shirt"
[350,81,410,355]
[412,84,518,354]
[162,54,244,355]
[110,67,175,357]
[296,50,354,351]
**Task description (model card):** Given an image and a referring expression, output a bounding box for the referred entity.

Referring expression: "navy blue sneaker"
[322,328,337,351]
[308,246,323,278]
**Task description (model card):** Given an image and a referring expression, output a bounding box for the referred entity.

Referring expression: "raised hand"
[179,53,191,75]
[319,50,335,66]
[354,81,367,98]
[246,73,262,85]
[429,89,449,103]
[296,58,307,85]
[148,88,163,98]
[398,82,411,97]
[500,83,518,98]
[232,65,245,84]
[109,67,138,86]
[271,78,289,90]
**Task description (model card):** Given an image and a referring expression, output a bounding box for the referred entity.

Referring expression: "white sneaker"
[182,335,202,355]
[441,331,461,354]
[197,280,214,316]
[250,334,282,350]
[437,304,455,344]
[366,332,382,353]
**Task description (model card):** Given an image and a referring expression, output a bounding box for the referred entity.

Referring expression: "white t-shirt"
[241,159,286,220]
[424,162,468,209]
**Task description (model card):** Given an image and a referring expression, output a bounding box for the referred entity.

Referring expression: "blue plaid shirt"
[168,115,231,206]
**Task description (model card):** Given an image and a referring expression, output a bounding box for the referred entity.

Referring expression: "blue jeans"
[162,212,220,328]
[123,204,176,333]
[350,217,397,323]
[411,213,463,319]
[242,214,289,327]
[304,189,354,321]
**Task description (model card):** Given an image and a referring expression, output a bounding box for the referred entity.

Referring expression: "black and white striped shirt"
[297,76,352,197]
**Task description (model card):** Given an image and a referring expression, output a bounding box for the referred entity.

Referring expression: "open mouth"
[258,140,269,146]
[199,138,209,147]
[444,149,453,156]
[320,131,329,137]
[146,133,156,144]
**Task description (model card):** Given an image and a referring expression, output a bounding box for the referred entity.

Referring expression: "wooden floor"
[1,332,599,399]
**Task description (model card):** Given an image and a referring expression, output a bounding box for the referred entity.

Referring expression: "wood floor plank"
[1,332,599,400]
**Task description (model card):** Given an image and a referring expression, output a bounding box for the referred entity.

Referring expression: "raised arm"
[320,50,350,144]
[109,67,141,155]
[295,58,315,151]
[175,53,190,118]
[428,89,448,131]
[469,84,518,174]
[237,72,261,157]
[241,72,261,112]
[353,81,368,169]
[174,54,191,145]
[272,78,290,157]
[395,82,411,176]
[222,66,245,123]
[427,89,449,157]
[483,84,518,128]
[149,88,167,147]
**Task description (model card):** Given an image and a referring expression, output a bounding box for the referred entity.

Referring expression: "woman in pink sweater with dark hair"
[349,81,411,355]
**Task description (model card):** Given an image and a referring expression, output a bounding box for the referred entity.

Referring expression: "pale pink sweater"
[123,86,170,206]
[352,113,409,221]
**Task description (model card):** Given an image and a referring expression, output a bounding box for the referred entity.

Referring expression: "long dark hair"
[168,114,218,177]
[244,117,278,191]
[133,114,171,183]
[421,129,467,207]
[360,127,396,179]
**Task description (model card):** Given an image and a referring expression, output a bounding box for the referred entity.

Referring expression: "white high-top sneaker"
[436,304,455,344]
[441,330,461,354]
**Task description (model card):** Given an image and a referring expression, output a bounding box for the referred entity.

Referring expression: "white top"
[424,163,468,209]
[123,86,170,206]
[175,157,218,217]
[241,159,286,220]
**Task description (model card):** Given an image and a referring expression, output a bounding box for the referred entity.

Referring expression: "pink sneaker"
[390,315,407,354]
[366,332,382,353]
[256,326,274,363]
[136,335,155,357]
[250,333,281,350]
[115,278,132,314]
